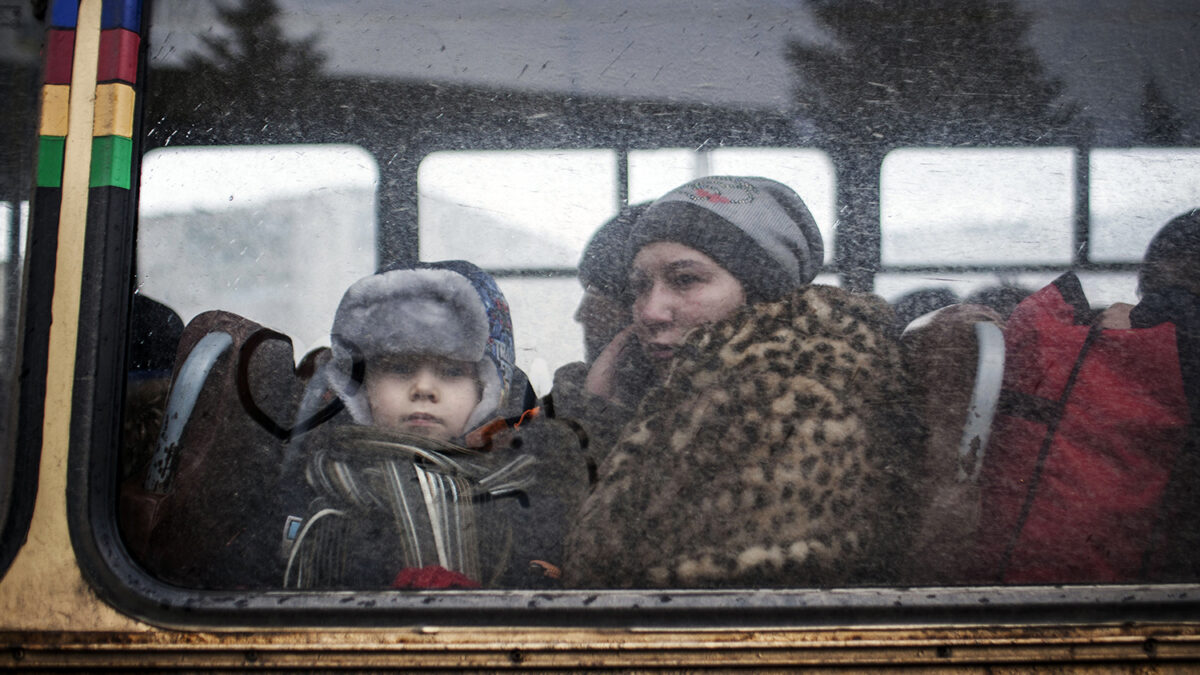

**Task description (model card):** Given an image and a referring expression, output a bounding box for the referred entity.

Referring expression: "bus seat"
[899,303,1005,584]
[119,310,302,589]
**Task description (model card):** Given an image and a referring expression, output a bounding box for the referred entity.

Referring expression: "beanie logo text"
[694,188,731,204]
[679,177,758,205]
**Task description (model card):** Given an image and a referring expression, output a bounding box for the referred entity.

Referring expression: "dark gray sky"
[1017,0,1200,143]
[150,0,1200,144]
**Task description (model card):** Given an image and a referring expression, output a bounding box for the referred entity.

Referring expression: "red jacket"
[977,273,1192,583]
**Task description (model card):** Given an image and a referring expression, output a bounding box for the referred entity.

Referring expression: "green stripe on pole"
[37,136,67,188]
[89,135,132,189]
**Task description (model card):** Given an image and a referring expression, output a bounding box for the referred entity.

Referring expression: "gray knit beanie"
[630,176,823,301]
[578,202,649,300]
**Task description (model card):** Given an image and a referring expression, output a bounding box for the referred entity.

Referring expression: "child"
[282,261,583,589]
[323,260,516,443]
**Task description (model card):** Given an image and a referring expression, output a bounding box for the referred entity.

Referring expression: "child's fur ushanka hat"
[328,260,516,434]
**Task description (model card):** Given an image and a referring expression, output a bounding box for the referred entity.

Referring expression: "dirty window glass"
[1089,149,1200,261]
[125,0,1200,595]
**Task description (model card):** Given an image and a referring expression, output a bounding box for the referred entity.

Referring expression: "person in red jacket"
[976,209,1200,583]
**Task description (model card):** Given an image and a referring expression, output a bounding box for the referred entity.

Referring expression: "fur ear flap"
[467,358,503,433]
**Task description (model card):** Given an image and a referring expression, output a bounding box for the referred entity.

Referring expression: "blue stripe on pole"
[49,0,79,28]
[101,0,142,32]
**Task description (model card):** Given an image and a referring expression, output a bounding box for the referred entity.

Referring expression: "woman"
[562,176,915,589]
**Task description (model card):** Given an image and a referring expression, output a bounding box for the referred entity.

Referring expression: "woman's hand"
[585,325,638,402]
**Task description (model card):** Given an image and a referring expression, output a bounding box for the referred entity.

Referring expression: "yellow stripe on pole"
[39,85,71,137]
[92,82,135,138]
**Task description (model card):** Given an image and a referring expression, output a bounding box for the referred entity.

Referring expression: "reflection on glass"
[119,0,1200,595]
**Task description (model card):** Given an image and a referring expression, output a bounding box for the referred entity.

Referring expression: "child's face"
[365,355,482,442]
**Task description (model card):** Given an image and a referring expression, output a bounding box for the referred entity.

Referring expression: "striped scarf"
[284,425,534,588]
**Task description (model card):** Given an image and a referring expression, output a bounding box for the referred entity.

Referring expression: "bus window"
[877,147,1081,309]
[0,199,28,547]
[137,145,379,358]
[881,148,1076,267]
[1090,149,1200,261]
[74,0,1200,623]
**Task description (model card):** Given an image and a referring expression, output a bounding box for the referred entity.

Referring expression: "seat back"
[900,303,1005,583]
[119,310,302,588]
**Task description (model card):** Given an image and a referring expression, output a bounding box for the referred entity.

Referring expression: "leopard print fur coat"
[562,284,916,588]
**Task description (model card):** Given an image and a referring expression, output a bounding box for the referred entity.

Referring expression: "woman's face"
[629,241,746,368]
